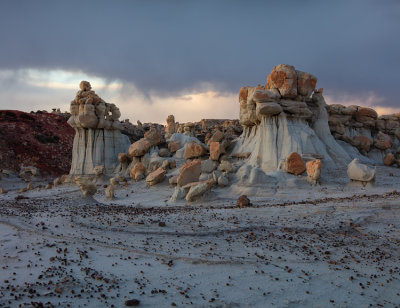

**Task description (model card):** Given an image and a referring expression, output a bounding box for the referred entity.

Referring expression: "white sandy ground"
[0,166,400,307]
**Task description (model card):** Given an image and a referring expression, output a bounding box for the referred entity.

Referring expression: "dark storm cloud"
[0,0,399,107]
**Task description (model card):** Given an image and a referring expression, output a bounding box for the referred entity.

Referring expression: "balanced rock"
[177,160,201,187]
[285,152,306,175]
[347,158,376,182]
[266,64,297,99]
[146,167,166,186]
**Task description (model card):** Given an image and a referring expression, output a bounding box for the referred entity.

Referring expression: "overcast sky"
[0,0,399,123]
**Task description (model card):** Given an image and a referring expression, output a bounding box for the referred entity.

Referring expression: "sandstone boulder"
[75,176,97,198]
[374,132,392,150]
[383,153,396,166]
[144,126,162,147]
[355,107,377,127]
[285,152,306,175]
[168,141,181,153]
[130,162,146,181]
[306,159,322,185]
[209,142,225,161]
[185,181,213,202]
[296,70,317,99]
[105,185,115,200]
[351,135,372,154]
[118,153,128,163]
[184,143,206,160]
[252,89,280,103]
[256,102,283,117]
[177,160,201,187]
[207,130,225,145]
[266,64,297,99]
[128,138,152,158]
[236,195,251,208]
[279,100,313,119]
[146,167,166,186]
[347,158,376,182]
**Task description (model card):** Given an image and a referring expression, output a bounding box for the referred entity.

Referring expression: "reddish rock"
[352,135,373,154]
[146,167,166,186]
[168,141,181,153]
[209,142,225,161]
[128,138,151,158]
[144,127,162,147]
[184,143,206,160]
[383,153,396,166]
[0,110,74,176]
[355,107,377,127]
[236,195,251,208]
[374,132,392,150]
[285,152,306,175]
[118,153,127,162]
[296,70,317,98]
[130,162,146,181]
[177,160,201,187]
[207,130,225,145]
[238,87,248,102]
[265,64,297,98]
[306,159,322,184]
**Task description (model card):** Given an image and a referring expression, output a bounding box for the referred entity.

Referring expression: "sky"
[0,0,399,124]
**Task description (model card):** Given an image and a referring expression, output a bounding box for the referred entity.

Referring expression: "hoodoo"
[233,64,351,175]
[67,81,130,175]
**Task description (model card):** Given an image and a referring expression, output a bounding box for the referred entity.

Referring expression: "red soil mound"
[0,110,74,176]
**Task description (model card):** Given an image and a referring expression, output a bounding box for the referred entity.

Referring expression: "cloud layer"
[0,0,399,120]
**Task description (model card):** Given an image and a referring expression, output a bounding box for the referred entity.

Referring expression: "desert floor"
[1,166,400,307]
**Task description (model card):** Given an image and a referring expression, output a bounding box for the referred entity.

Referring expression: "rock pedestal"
[68,81,130,175]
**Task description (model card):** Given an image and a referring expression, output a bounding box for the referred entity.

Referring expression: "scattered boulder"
[169,186,188,202]
[177,160,202,187]
[347,158,376,183]
[128,138,152,158]
[306,159,322,185]
[169,175,178,185]
[158,148,171,157]
[351,135,372,154]
[19,165,38,181]
[207,130,225,145]
[53,177,62,186]
[383,153,396,166]
[146,167,166,186]
[184,143,206,160]
[285,152,306,175]
[75,176,97,198]
[0,187,7,194]
[209,142,225,161]
[168,141,181,153]
[201,159,217,173]
[374,132,392,150]
[144,126,162,147]
[217,173,229,187]
[218,160,233,173]
[185,180,213,202]
[105,185,115,200]
[236,195,251,208]
[130,162,146,181]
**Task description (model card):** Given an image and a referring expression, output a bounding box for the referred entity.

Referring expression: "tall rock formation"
[233,64,350,173]
[68,81,130,175]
